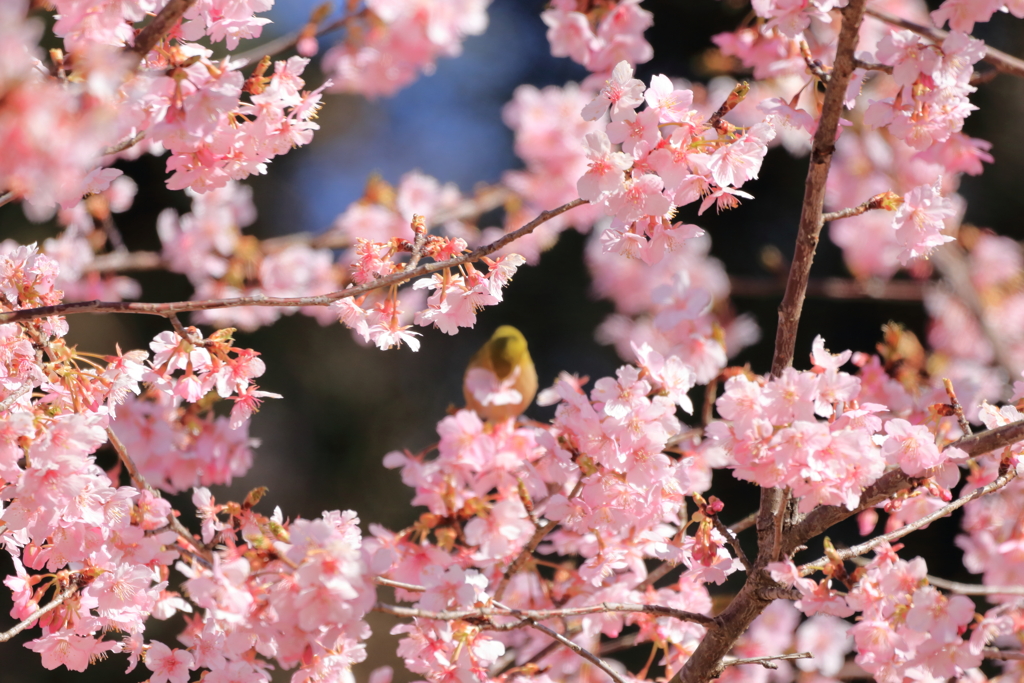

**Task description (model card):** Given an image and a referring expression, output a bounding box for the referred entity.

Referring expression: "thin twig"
[86,250,164,273]
[800,40,830,82]
[494,477,585,600]
[229,13,353,69]
[799,469,1017,573]
[931,245,1020,378]
[167,313,188,337]
[599,631,641,656]
[821,192,897,224]
[729,512,757,535]
[730,276,924,301]
[943,378,972,437]
[701,377,718,427]
[102,131,146,156]
[925,575,1024,597]
[0,385,32,413]
[707,82,750,131]
[785,417,1024,556]
[852,58,893,75]
[711,513,752,573]
[634,559,679,592]
[374,577,426,592]
[0,199,586,325]
[0,583,81,643]
[501,627,583,673]
[494,601,628,683]
[373,602,715,627]
[407,215,428,271]
[106,427,213,565]
[717,652,813,674]
[864,7,1024,80]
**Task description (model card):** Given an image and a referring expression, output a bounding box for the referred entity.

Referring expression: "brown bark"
[672,4,868,682]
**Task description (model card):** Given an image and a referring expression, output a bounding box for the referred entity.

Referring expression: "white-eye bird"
[463,325,538,422]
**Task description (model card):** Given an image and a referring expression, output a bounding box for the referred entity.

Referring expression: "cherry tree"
[3,1,1024,683]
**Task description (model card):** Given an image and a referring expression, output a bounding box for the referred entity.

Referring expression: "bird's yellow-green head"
[487,325,529,379]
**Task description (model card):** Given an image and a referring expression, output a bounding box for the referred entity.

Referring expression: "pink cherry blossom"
[582,61,646,122]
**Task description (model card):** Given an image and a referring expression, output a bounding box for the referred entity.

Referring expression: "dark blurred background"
[3,0,1024,680]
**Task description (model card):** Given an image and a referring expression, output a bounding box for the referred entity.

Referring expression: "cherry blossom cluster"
[0,2,130,212]
[579,62,776,264]
[173,499,377,683]
[499,69,760,381]
[706,336,968,512]
[1,0,325,214]
[587,232,760,385]
[322,0,491,98]
[332,249,525,352]
[500,83,606,262]
[710,0,991,276]
[157,180,339,331]
[35,175,144,302]
[931,0,1024,33]
[52,0,274,51]
[328,172,535,347]
[954,401,1024,594]
[107,325,277,493]
[771,543,1014,682]
[0,245,382,682]
[541,0,653,77]
[0,247,189,671]
[924,230,1024,396]
[376,362,727,680]
[866,30,984,151]
[145,52,328,193]
[748,0,849,38]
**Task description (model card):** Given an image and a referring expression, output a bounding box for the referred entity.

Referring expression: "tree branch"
[106,428,213,565]
[771,1,867,378]
[373,602,716,627]
[926,575,1024,597]
[0,199,586,325]
[672,6,869,683]
[0,385,31,414]
[102,131,147,157]
[0,582,81,643]
[229,11,357,69]
[799,469,1016,572]
[783,418,1024,556]
[493,477,585,600]
[512,613,627,683]
[716,651,812,675]
[864,7,1024,80]
[374,577,426,592]
[130,0,198,62]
